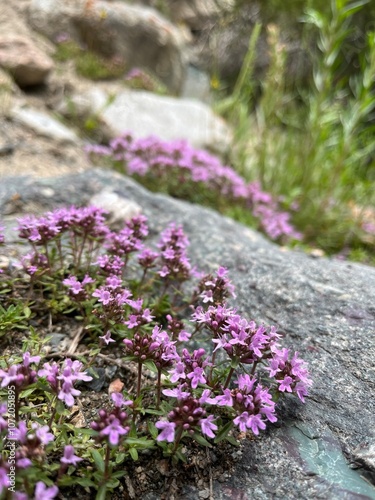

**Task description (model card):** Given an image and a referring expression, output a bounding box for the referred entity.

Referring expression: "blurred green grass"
[214,0,375,263]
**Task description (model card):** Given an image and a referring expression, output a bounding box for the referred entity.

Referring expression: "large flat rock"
[1,169,374,499]
[57,88,231,154]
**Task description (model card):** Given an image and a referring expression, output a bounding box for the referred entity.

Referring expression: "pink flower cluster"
[85,134,302,241]
[91,392,132,446]
[0,352,40,390]
[17,206,108,245]
[38,358,92,407]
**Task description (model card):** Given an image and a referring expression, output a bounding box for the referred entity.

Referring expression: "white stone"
[11,107,79,143]
[89,189,142,225]
[66,88,231,153]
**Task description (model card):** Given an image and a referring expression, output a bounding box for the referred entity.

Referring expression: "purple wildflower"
[91,408,130,447]
[32,423,54,445]
[200,415,218,438]
[155,420,176,443]
[101,418,129,446]
[34,482,59,500]
[111,392,133,408]
[0,462,10,494]
[58,381,81,407]
[99,331,116,345]
[0,353,40,389]
[266,348,312,402]
[187,366,206,389]
[0,404,7,432]
[61,445,82,466]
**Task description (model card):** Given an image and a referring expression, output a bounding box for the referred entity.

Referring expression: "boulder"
[0,3,55,87]
[57,88,232,153]
[28,0,187,93]
[0,34,53,87]
[1,168,374,498]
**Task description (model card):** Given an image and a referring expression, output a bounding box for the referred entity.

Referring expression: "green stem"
[223,366,235,390]
[104,443,111,480]
[172,426,183,454]
[209,350,217,385]
[156,369,162,409]
[48,400,57,428]
[137,361,142,399]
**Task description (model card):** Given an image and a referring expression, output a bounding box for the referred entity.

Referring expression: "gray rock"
[11,106,80,143]
[0,169,374,499]
[59,88,231,153]
[28,0,186,93]
[85,367,106,392]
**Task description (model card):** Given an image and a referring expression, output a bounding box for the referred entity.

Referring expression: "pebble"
[0,255,10,269]
[198,489,210,499]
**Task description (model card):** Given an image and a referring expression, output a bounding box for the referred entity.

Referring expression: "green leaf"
[23,306,31,318]
[105,478,120,489]
[57,476,76,487]
[225,435,240,447]
[148,421,158,439]
[115,452,127,465]
[125,437,155,449]
[91,449,105,473]
[143,359,157,372]
[95,485,108,500]
[129,447,138,461]
[144,408,164,416]
[76,477,96,488]
[173,449,187,463]
[341,0,369,18]
[192,432,212,448]
[19,387,36,398]
[55,399,67,416]
[214,421,234,444]
[112,470,127,479]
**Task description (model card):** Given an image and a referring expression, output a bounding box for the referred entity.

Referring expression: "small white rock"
[89,190,142,225]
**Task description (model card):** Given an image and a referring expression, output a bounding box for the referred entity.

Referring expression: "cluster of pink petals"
[17,206,108,245]
[0,352,40,389]
[90,393,131,446]
[85,134,302,241]
[38,358,92,407]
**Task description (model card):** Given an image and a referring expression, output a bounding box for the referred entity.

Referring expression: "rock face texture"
[1,169,374,499]
[28,0,186,93]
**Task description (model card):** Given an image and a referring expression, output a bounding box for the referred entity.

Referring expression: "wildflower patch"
[0,206,310,499]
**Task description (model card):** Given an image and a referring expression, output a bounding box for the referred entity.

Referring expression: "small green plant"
[0,304,31,337]
[54,38,127,81]
[124,67,168,95]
